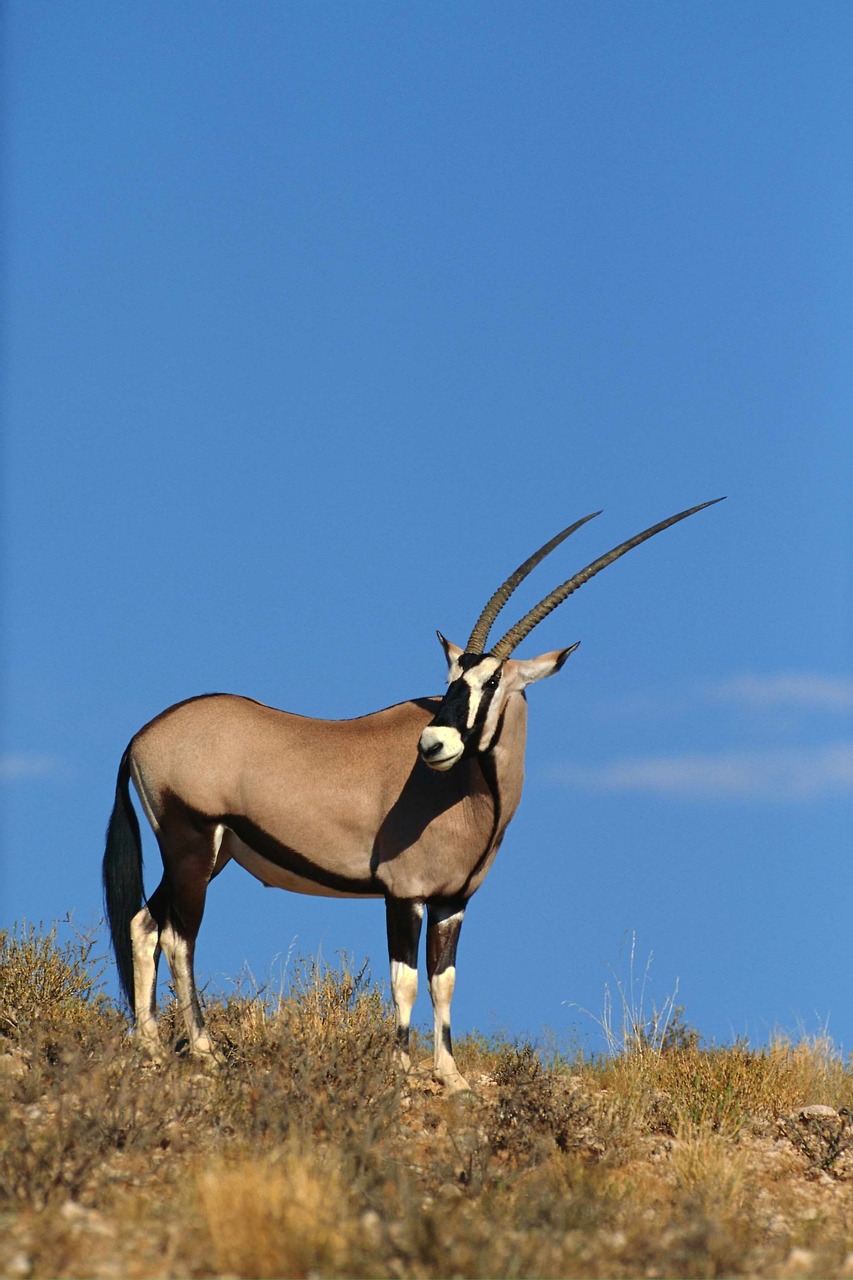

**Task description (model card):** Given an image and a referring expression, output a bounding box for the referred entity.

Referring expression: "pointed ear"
[513,641,580,686]
[436,631,464,669]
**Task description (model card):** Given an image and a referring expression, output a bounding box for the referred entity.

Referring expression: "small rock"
[780,1247,815,1277]
[360,1209,382,1243]
[59,1200,111,1236]
[4,1254,32,1279]
[799,1104,839,1122]
[0,1050,29,1080]
[60,1200,90,1224]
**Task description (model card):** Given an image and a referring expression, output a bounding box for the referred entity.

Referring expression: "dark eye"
[484,674,500,691]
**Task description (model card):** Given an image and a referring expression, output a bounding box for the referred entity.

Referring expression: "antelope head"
[418,499,723,772]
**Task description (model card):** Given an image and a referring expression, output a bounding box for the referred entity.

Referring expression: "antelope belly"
[221,827,382,899]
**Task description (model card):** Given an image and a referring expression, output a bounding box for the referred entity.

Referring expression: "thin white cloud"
[0,754,63,783]
[595,674,853,722]
[551,743,853,802]
[710,675,853,714]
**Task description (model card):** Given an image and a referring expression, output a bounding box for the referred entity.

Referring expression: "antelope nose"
[420,736,446,762]
[418,725,464,770]
[418,726,443,758]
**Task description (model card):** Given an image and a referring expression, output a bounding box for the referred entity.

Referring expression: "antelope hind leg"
[129,895,163,1058]
[154,820,224,1058]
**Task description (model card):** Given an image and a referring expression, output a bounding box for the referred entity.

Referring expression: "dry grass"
[197,1143,362,1279]
[2,921,853,1279]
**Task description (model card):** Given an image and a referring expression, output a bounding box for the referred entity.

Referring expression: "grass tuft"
[197,1142,362,1279]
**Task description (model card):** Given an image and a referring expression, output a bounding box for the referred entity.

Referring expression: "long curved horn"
[465,512,602,653]
[489,497,725,661]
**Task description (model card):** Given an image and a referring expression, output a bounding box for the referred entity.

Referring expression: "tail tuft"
[102,749,143,1010]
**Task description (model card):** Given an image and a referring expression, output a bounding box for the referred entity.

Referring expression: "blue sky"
[3,2,851,1055]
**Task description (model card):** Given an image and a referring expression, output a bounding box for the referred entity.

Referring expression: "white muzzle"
[418,725,464,771]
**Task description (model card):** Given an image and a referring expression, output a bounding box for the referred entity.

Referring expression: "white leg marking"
[130,905,161,1054]
[429,964,471,1092]
[390,960,419,1070]
[160,923,213,1056]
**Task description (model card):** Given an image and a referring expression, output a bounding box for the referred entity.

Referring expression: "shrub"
[0,919,113,1040]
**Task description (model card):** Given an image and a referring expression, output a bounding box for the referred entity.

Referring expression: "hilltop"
[1,923,852,1279]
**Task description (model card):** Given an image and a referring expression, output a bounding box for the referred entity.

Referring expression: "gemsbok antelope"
[104,499,722,1090]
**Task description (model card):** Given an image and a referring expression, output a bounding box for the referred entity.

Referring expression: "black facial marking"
[427,652,503,756]
[463,674,501,757]
[429,677,471,732]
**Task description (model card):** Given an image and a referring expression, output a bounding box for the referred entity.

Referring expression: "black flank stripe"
[225,815,377,897]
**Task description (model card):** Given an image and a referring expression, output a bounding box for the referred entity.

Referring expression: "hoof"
[133,1032,164,1064]
[188,1040,224,1068]
[436,1070,472,1095]
[394,1048,413,1075]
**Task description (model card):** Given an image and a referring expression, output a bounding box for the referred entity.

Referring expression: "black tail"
[102,748,144,1011]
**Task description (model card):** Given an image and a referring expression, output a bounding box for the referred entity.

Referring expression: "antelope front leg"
[385,897,424,1072]
[426,899,470,1093]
